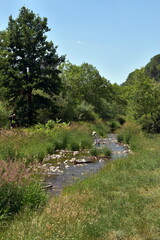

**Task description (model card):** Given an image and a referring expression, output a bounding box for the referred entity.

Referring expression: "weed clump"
[90,146,111,157]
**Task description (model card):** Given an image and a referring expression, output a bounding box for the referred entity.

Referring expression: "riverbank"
[43,134,131,195]
[1,125,160,239]
[0,120,110,224]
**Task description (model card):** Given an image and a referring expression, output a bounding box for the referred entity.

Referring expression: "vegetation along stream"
[43,134,131,195]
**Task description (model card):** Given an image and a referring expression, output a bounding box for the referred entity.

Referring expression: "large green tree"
[58,62,114,120]
[0,7,64,125]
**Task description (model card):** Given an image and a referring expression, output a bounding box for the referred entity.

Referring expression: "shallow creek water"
[43,134,130,195]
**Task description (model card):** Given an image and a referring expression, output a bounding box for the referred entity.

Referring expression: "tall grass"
[0,160,48,221]
[0,123,97,164]
[116,121,142,149]
[1,128,160,239]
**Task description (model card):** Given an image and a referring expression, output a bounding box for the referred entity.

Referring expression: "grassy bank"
[0,120,109,164]
[0,124,160,239]
[0,120,109,224]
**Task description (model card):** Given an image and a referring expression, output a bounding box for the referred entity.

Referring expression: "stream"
[43,134,131,195]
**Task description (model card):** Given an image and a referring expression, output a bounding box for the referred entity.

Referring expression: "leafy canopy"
[0,7,64,125]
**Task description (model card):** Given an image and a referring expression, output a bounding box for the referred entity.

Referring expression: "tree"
[122,68,146,86]
[145,54,160,82]
[126,69,160,132]
[58,62,113,120]
[0,7,64,125]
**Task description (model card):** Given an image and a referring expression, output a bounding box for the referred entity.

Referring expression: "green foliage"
[0,160,48,220]
[45,120,55,129]
[117,122,141,145]
[116,115,126,125]
[46,144,55,155]
[0,181,48,219]
[0,183,23,217]
[0,7,64,126]
[100,146,112,156]
[122,55,160,133]
[108,119,121,131]
[22,182,48,209]
[0,101,10,128]
[91,120,109,137]
[90,147,101,157]
[123,67,160,132]
[122,68,145,86]
[58,62,114,121]
[69,141,80,151]
[145,54,160,82]
[75,101,98,121]
[52,127,93,151]
[90,146,111,157]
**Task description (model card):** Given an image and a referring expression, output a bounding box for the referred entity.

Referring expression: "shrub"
[75,102,98,121]
[46,144,55,155]
[45,120,55,130]
[80,138,92,149]
[90,146,112,157]
[53,130,69,150]
[69,141,80,151]
[117,122,141,145]
[34,123,44,130]
[90,147,101,157]
[0,160,48,219]
[117,134,123,143]
[109,120,121,132]
[101,146,112,156]
[22,182,48,209]
[0,183,23,217]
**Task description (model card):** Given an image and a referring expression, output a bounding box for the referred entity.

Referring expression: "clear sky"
[0,0,160,84]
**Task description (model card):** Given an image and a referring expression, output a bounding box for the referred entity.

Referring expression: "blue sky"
[0,0,160,84]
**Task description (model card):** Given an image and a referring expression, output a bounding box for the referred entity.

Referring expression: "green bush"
[90,147,101,157]
[117,134,123,143]
[109,120,121,132]
[46,144,55,155]
[0,181,48,219]
[117,122,141,145]
[22,182,48,209]
[69,141,80,151]
[0,160,48,220]
[45,120,55,130]
[101,146,112,156]
[90,146,111,157]
[0,183,23,217]
[75,101,98,121]
[53,130,69,150]
[80,138,92,149]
